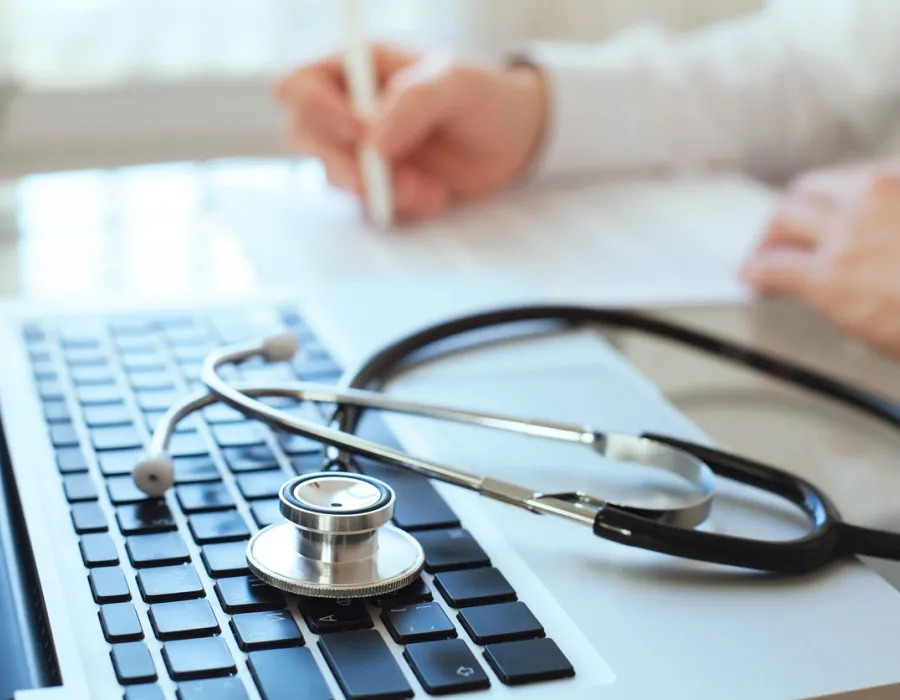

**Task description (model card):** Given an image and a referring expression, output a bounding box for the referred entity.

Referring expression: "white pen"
[337,0,394,229]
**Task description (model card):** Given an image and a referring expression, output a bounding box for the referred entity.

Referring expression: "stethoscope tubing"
[327,304,900,574]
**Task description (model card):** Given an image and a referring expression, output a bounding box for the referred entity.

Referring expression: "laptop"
[3,166,900,700]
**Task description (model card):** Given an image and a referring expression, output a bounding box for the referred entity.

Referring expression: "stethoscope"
[131,304,900,599]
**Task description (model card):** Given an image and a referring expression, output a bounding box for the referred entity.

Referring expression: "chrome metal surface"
[247,521,424,599]
[148,367,717,533]
[278,473,395,567]
[280,474,393,536]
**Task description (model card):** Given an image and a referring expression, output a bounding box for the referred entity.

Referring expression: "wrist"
[507,62,550,178]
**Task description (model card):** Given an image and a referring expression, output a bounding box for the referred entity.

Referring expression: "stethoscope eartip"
[133,452,175,497]
[262,330,301,363]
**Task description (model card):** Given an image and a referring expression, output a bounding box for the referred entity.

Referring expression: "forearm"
[521,2,900,184]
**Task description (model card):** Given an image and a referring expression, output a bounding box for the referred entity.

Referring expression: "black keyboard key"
[99,602,144,642]
[127,532,191,568]
[56,446,88,473]
[177,677,250,700]
[294,357,343,380]
[381,602,456,644]
[202,403,245,424]
[169,431,210,458]
[165,326,211,346]
[122,352,166,372]
[214,576,283,614]
[290,452,328,475]
[177,483,234,513]
[373,578,432,607]
[77,384,122,405]
[110,642,157,685]
[108,476,152,505]
[99,448,143,476]
[71,502,107,533]
[50,422,79,447]
[318,629,413,700]
[43,399,69,422]
[457,602,543,645]
[129,370,175,391]
[89,567,131,603]
[212,423,265,449]
[250,499,281,528]
[173,455,220,484]
[150,599,220,640]
[482,638,575,685]
[200,541,249,578]
[162,637,236,681]
[222,445,279,472]
[117,501,176,535]
[146,409,197,434]
[125,683,166,700]
[433,568,516,608]
[230,610,303,651]
[70,364,115,385]
[60,330,100,349]
[235,471,285,501]
[173,345,214,364]
[64,473,98,502]
[412,529,490,573]
[298,598,372,635]
[83,402,133,427]
[248,647,332,700]
[137,389,178,412]
[91,425,143,451]
[403,639,491,695]
[118,338,159,356]
[355,459,459,531]
[80,533,119,567]
[37,379,64,400]
[137,564,204,603]
[32,359,57,380]
[64,347,107,366]
[276,432,320,455]
[188,511,249,544]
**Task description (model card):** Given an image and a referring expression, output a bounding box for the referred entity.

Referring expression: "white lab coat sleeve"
[518,0,900,184]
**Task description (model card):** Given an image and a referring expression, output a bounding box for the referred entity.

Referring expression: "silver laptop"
[3,183,900,700]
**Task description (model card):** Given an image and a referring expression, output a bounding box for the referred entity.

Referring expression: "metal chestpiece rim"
[246,472,425,599]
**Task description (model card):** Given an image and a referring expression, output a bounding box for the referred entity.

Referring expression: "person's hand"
[740,163,900,358]
[273,44,549,221]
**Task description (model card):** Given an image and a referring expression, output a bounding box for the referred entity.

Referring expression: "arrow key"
[403,638,490,695]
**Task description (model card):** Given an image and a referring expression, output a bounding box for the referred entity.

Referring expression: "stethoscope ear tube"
[333,303,900,574]
[592,504,841,574]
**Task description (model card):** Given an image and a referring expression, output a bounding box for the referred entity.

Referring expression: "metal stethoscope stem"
[136,331,715,531]
[131,330,717,598]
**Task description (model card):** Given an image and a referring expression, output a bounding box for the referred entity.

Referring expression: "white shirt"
[519,0,900,184]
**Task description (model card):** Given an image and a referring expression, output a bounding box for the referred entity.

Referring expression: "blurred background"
[0,0,763,179]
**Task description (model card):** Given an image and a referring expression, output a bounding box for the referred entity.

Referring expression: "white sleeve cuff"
[513,26,729,183]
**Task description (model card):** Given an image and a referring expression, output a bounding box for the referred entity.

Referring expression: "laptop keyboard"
[17,306,576,699]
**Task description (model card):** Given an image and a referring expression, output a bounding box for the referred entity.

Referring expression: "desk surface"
[3,159,900,588]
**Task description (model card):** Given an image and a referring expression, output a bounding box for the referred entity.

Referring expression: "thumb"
[370,56,468,160]
[739,247,816,295]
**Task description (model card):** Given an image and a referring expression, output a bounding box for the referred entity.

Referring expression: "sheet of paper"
[218,161,777,308]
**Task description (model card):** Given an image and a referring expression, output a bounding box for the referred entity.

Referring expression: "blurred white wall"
[447,0,764,51]
[0,0,772,177]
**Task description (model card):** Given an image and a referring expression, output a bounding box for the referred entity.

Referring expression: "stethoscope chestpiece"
[246,472,425,599]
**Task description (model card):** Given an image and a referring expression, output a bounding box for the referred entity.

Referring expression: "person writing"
[272,0,900,358]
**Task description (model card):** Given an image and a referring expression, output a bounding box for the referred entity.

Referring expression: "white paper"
[224,161,777,308]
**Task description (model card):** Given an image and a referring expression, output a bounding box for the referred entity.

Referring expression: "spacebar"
[354,458,459,531]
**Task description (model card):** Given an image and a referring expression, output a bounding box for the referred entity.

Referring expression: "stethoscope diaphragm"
[246,472,424,599]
